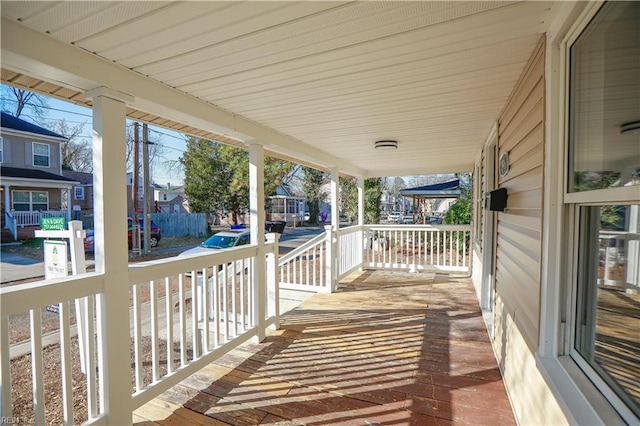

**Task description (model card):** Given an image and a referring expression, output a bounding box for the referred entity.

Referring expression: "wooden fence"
[150,213,208,237]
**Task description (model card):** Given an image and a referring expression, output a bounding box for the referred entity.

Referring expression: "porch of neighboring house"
[1,168,77,240]
[134,270,514,426]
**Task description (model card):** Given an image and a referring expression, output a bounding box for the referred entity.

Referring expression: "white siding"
[495,37,545,351]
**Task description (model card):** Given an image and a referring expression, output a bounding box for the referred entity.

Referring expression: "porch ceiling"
[1,1,554,177]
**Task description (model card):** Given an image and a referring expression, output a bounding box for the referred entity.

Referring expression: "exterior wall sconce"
[375,140,398,150]
[485,187,508,212]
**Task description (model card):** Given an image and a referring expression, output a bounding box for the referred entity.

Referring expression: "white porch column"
[330,168,339,291]
[357,176,365,270]
[248,141,266,341]
[86,87,133,426]
[357,176,365,226]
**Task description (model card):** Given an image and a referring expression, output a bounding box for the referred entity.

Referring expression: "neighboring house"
[267,183,305,224]
[0,112,78,240]
[153,183,189,213]
[125,171,156,215]
[62,170,94,211]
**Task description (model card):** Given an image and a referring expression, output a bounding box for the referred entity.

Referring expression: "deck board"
[135,271,515,425]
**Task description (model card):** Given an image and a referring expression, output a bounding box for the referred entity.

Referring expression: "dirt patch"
[11,335,183,425]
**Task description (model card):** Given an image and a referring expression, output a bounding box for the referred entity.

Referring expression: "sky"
[1,86,188,187]
[1,85,458,191]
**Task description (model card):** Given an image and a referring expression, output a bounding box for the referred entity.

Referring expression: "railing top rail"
[128,244,260,284]
[0,273,104,316]
[337,225,362,236]
[600,230,640,238]
[364,224,471,231]
[279,231,325,265]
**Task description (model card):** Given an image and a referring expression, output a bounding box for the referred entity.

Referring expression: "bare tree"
[2,87,49,121]
[46,118,92,172]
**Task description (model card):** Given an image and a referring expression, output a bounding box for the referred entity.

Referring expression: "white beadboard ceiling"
[1,1,554,177]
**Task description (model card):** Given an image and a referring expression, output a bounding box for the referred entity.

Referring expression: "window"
[33,142,50,167]
[12,191,49,211]
[567,2,640,420]
[74,186,85,201]
[0,136,3,163]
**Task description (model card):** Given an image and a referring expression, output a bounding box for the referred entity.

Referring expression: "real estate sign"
[44,240,68,279]
[41,216,67,231]
[44,240,68,314]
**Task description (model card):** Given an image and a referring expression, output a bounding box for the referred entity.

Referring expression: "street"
[0,226,324,284]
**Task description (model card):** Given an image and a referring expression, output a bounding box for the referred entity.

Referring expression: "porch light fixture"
[375,140,398,150]
[620,120,640,135]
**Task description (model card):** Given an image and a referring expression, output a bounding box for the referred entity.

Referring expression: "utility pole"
[132,122,140,253]
[142,123,151,254]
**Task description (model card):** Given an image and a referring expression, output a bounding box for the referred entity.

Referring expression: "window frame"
[11,190,49,211]
[74,186,85,201]
[561,1,640,422]
[0,136,3,163]
[32,142,50,168]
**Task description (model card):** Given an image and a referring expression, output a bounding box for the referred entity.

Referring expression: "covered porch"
[134,270,513,425]
[2,1,637,425]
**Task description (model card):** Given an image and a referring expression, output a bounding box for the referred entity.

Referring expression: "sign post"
[35,220,88,372]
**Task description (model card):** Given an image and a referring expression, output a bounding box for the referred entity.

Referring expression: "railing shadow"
[134,272,515,425]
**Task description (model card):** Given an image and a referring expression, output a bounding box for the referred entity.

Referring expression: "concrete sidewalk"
[1,251,96,284]
[1,251,45,283]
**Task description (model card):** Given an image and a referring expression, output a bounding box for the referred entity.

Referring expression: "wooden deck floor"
[134,271,515,425]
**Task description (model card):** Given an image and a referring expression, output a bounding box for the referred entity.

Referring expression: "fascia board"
[0,128,66,143]
[3,176,78,188]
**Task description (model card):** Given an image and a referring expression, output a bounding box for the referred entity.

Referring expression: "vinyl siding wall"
[1,133,61,171]
[475,37,567,425]
[494,37,545,352]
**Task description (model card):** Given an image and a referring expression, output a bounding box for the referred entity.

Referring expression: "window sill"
[536,354,629,425]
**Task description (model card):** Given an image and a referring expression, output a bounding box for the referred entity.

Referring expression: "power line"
[0,96,93,118]
[2,95,191,154]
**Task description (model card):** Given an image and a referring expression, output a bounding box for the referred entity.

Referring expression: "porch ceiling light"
[375,140,398,150]
[620,120,640,135]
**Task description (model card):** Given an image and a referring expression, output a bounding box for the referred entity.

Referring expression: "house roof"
[400,179,461,199]
[1,166,78,183]
[0,112,65,139]
[62,170,93,185]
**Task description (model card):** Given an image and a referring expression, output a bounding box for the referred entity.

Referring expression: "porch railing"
[12,210,69,227]
[279,229,330,292]
[0,236,279,425]
[337,225,363,280]
[4,211,17,240]
[362,224,471,273]
[279,224,471,294]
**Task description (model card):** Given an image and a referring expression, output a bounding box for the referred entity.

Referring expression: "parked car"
[387,211,402,223]
[178,229,250,257]
[83,218,161,252]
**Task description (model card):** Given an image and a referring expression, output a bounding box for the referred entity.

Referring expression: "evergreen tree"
[302,166,327,225]
[181,138,294,223]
